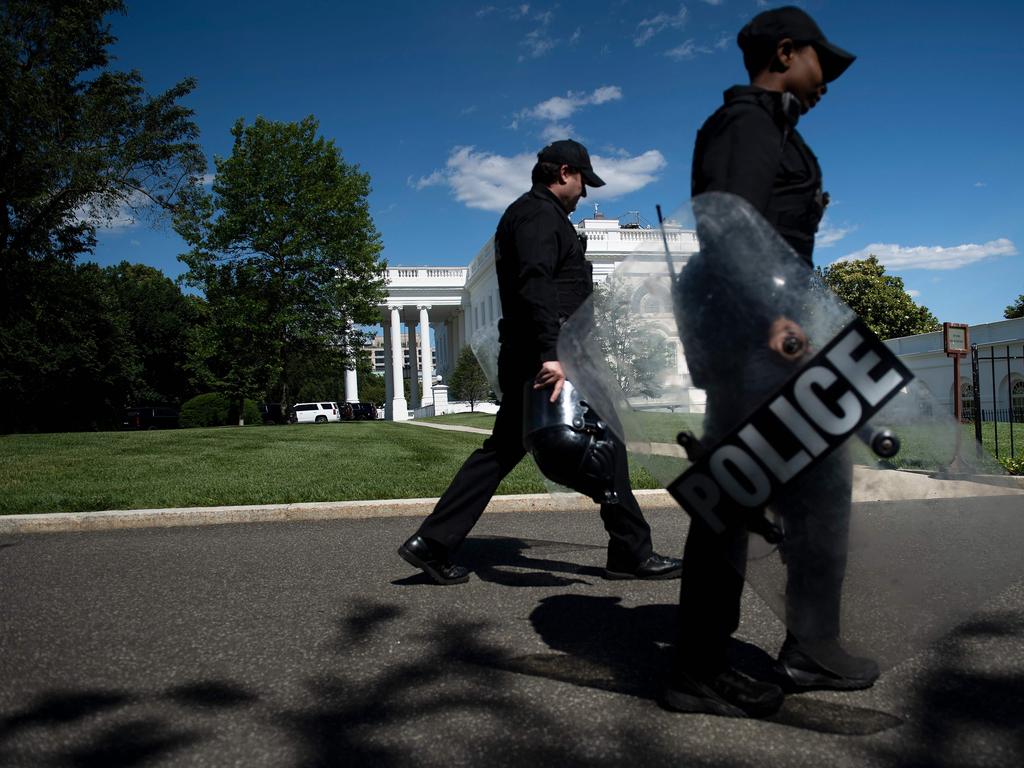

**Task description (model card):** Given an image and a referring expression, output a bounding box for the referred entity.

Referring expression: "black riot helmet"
[522,380,619,505]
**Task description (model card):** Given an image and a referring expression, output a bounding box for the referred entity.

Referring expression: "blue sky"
[91,0,1023,327]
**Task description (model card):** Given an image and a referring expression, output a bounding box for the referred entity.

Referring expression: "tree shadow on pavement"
[0,681,255,767]
[491,594,903,737]
[870,609,1024,767]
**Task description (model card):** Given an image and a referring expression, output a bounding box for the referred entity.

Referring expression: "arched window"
[640,291,665,314]
[1013,379,1024,421]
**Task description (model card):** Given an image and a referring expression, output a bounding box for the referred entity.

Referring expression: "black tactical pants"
[674,385,853,673]
[415,363,653,570]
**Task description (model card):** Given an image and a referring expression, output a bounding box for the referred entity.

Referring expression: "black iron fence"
[970,343,1024,459]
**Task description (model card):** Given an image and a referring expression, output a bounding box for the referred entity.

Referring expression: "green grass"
[0,421,661,515]
[420,412,497,429]
[976,421,1024,460]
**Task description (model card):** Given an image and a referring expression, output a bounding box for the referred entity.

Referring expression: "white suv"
[288,402,341,424]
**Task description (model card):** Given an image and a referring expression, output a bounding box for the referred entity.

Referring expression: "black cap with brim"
[812,39,856,83]
[738,5,855,83]
[538,139,606,187]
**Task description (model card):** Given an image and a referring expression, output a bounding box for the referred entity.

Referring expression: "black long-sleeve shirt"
[691,85,826,263]
[494,184,592,371]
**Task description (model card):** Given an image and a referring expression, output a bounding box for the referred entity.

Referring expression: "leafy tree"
[103,262,197,405]
[593,275,672,399]
[357,363,386,406]
[449,346,491,412]
[0,261,136,432]
[0,0,205,265]
[1005,295,1024,319]
[176,116,386,419]
[0,0,204,431]
[819,256,940,340]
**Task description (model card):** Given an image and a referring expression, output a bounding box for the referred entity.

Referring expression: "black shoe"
[397,535,470,585]
[604,553,682,580]
[775,636,880,691]
[660,667,784,718]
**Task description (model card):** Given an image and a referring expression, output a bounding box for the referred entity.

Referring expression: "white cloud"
[476,6,497,17]
[906,289,921,298]
[588,150,668,199]
[412,146,667,212]
[634,5,688,47]
[520,27,556,59]
[408,170,446,190]
[569,27,581,45]
[816,217,857,248]
[522,85,623,122]
[836,238,1017,270]
[664,39,712,60]
[974,181,987,188]
[540,122,575,142]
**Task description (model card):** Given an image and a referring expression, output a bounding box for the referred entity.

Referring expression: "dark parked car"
[258,402,287,425]
[122,406,180,430]
[351,402,378,420]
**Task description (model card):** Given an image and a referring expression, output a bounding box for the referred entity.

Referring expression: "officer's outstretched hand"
[534,361,566,403]
[767,316,809,361]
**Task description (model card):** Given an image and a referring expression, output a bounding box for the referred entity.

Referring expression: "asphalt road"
[1,500,1023,768]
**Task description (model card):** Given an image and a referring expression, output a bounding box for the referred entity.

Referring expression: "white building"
[884,317,1024,423]
[345,213,1022,425]
[344,215,701,420]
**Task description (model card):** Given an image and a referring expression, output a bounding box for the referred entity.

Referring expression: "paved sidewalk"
[2,506,1022,767]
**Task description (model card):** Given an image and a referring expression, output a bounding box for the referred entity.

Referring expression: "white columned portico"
[344,367,358,403]
[388,306,408,421]
[418,304,433,406]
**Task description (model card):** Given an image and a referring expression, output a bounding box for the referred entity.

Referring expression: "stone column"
[388,306,408,421]
[383,319,393,419]
[418,304,433,407]
[344,367,358,403]
[407,308,420,410]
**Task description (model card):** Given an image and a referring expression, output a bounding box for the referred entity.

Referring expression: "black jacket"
[691,85,826,263]
[495,184,592,372]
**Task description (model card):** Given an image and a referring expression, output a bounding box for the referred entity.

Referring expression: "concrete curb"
[2,469,1019,536]
[0,490,674,535]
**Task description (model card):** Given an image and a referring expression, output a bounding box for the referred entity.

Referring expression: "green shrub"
[180,393,261,428]
[999,455,1024,475]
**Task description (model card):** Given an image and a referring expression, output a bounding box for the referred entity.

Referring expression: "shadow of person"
[491,594,902,735]
[392,535,603,588]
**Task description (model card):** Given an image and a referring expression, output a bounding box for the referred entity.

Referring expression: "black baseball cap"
[537,139,606,187]
[738,5,856,83]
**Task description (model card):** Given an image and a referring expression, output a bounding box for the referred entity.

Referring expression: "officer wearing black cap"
[663,7,876,719]
[398,140,681,585]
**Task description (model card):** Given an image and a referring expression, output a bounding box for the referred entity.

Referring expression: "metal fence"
[970,343,1024,459]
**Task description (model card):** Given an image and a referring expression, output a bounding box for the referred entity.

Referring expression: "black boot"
[775,634,879,691]
[660,667,784,718]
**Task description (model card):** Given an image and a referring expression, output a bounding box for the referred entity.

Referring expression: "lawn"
[0,421,661,515]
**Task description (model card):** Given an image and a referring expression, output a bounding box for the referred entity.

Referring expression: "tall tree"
[103,262,197,405]
[0,0,205,431]
[1005,295,1024,319]
[819,256,940,340]
[175,116,386,415]
[0,0,205,265]
[449,346,490,412]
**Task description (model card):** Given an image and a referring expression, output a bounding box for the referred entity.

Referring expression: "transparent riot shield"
[559,191,1024,670]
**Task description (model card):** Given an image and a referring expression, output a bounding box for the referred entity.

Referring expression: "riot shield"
[558,191,1024,670]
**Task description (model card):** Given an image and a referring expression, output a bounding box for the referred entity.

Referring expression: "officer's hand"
[768,316,808,361]
[534,361,566,403]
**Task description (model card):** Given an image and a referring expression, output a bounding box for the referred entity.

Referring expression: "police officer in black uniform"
[662,7,879,719]
[399,140,682,585]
